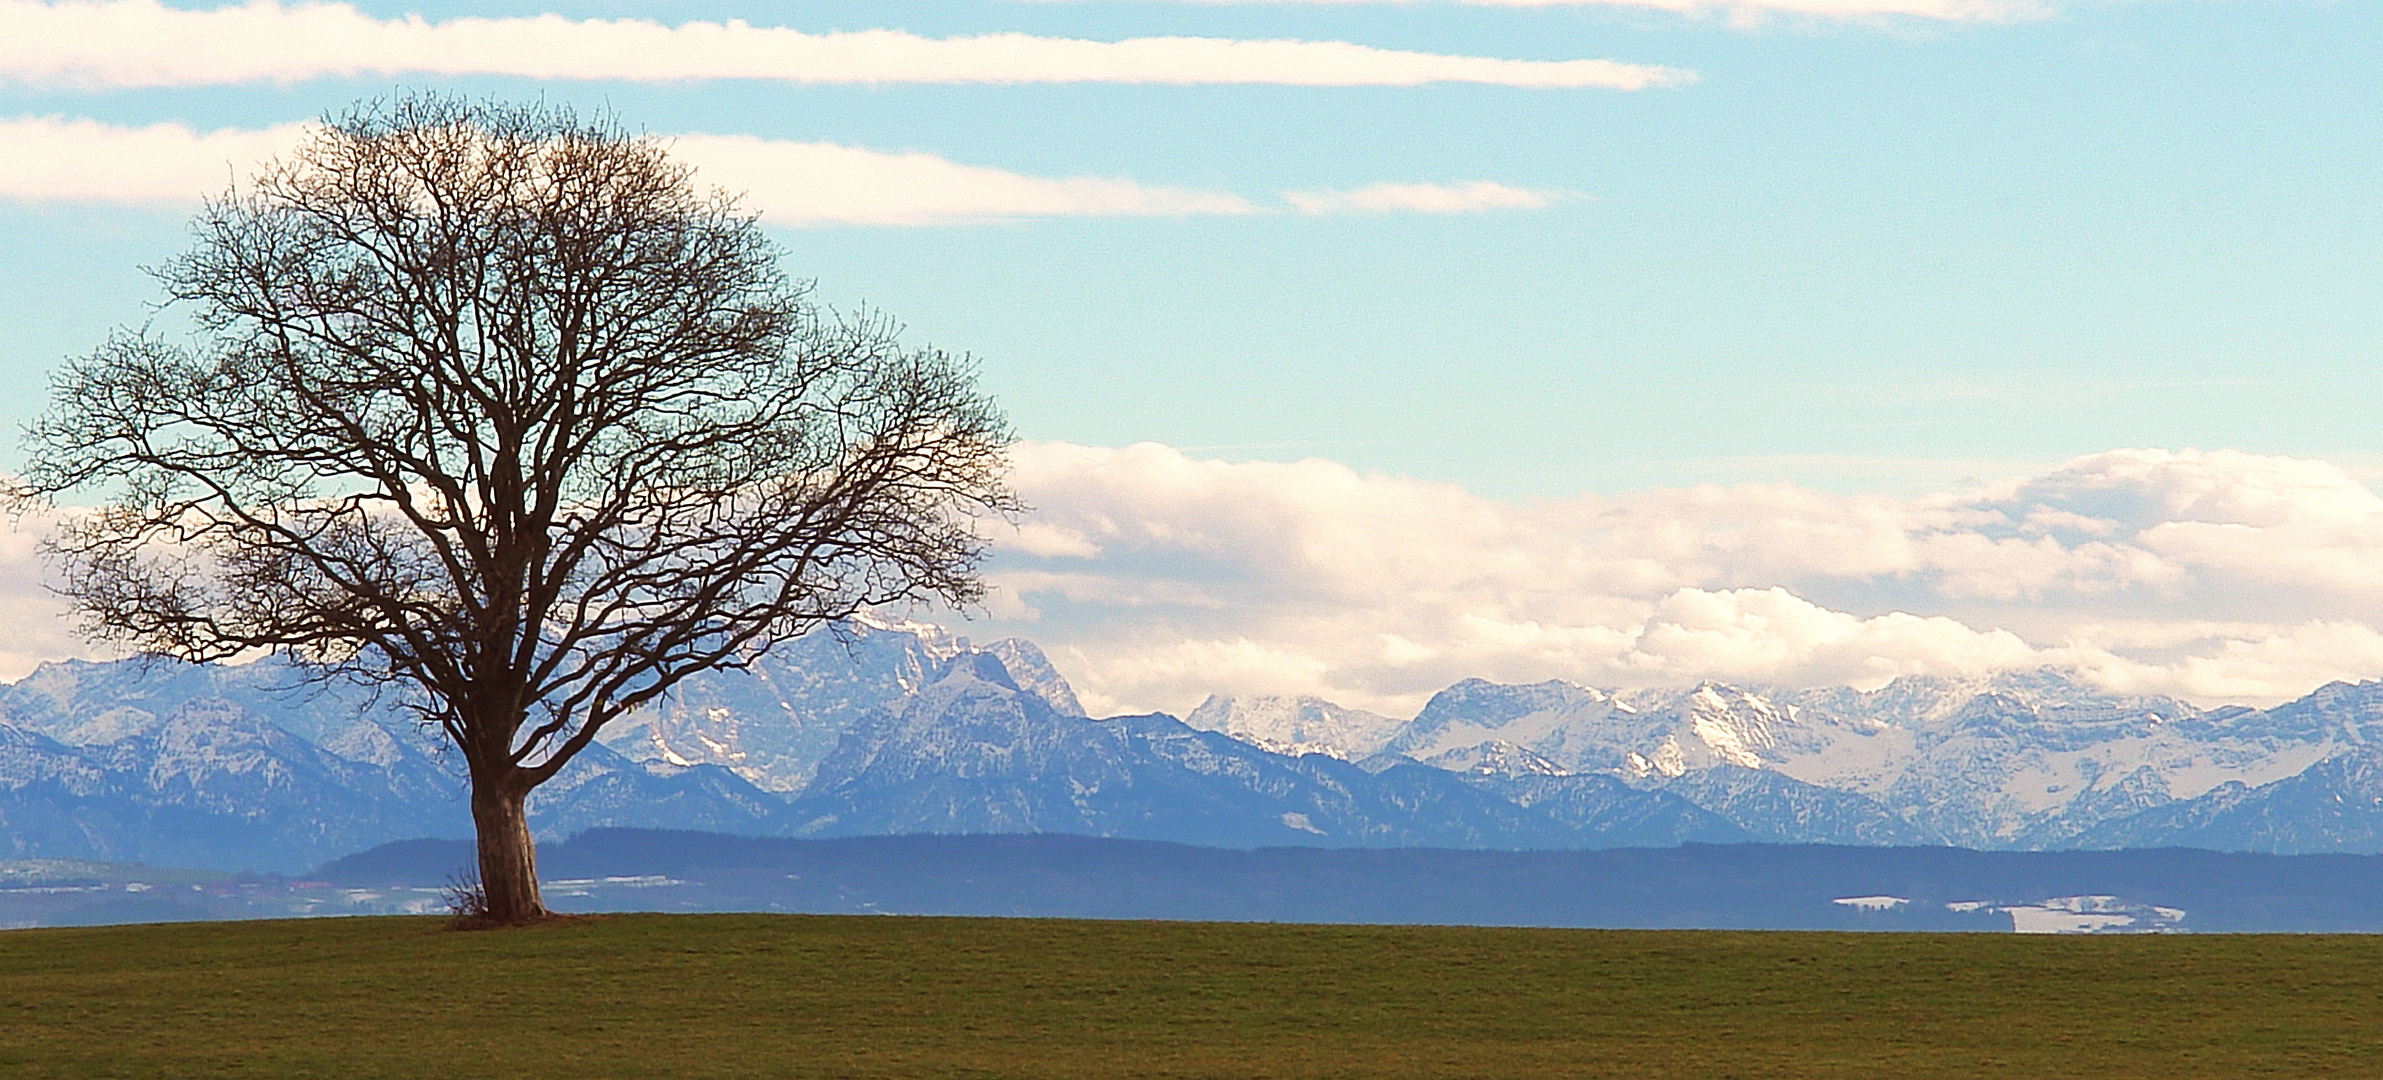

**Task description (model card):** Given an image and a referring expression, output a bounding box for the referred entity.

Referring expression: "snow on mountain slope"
[1644,766,1927,846]
[0,655,790,870]
[1383,679,1632,771]
[0,696,458,871]
[7,614,2383,863]
[1378,677,1884,784]
[597,615,1087,791]
[1616,684,1839,778]
[785,651,1740,849]
[1418,740,1569,777]
[1794,676,2339,847]
[1182,695,1403,759]
[1196,667,2378,850]
[2072,743,2383,854]
[983,638,1086,719]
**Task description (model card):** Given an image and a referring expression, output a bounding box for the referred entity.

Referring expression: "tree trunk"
[471,782,546,924]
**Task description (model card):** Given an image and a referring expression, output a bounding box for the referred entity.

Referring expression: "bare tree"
[14,95,1014,925]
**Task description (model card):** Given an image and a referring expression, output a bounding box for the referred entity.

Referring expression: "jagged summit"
[1182,694,1402,760]
[1181,667,2383,853]
[595,617,1087,792]
[1781,668,2195,729]
[5,616,2383,870]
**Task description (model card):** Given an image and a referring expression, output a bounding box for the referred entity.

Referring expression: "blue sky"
[4,0,2382,714]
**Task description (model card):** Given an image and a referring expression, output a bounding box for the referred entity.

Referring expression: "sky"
[2,0,2380,717]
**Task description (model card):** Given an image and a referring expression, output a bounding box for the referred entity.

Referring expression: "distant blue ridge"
[304,829,2383,934]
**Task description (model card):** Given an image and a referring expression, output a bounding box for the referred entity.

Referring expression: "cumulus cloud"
[0,511,104,681]
[960,443,2383,717]
[0,0,1690,90]
[8,438,2380,713]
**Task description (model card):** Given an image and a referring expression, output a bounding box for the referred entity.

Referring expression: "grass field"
[3,915,2379,1078]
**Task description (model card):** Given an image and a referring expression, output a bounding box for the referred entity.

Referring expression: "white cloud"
[0,0,1691,90]
[1086,0,2044,23]
[1464,0,2042,20]
[9,436,2380,715]
[2075,621,2383,705]
[1285,181,1559,215]
[0,117,1572,225]
[665,134,1255,225]
[961,442,2383,717]
[0,115,309,204]
[1621,587,2044,685]
[0,511,104,682]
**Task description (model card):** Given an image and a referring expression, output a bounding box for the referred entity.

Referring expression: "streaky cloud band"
[1033,0,2044,23]
[0,0,1693,89]
[0,117,1568,224]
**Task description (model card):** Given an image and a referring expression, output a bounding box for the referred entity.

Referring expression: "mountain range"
[6,614,2383,872]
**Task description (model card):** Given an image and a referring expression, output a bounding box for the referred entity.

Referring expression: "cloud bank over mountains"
[5,443,2375,718]
[976,443,2383,716]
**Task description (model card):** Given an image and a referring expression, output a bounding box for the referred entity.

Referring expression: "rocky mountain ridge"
[1185,668,2380,852]
[4,616,2383,871]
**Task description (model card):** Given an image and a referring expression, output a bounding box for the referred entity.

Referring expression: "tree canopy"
[16,94,1015,923]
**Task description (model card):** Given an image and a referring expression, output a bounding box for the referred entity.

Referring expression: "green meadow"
[3,914,2376,1078]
